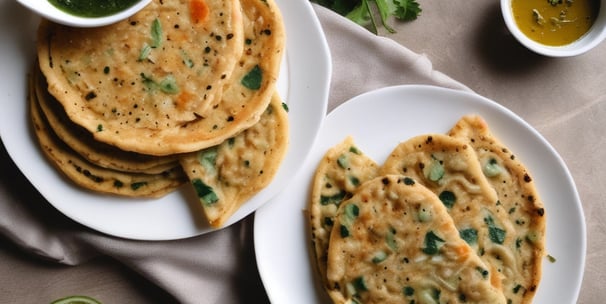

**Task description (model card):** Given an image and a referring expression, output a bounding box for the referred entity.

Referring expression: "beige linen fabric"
[1,2,604,303]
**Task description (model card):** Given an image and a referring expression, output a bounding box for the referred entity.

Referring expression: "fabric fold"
[312,5,470,111]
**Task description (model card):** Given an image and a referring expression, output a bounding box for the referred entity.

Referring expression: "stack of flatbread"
[30,0,289,228]
[309,115,546,304]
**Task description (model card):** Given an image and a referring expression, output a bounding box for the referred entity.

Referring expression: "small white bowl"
[16,0,151,28]
[501,0,606,56]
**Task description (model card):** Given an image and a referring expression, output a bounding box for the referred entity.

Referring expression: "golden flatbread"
[326,175,507,304]
[179,92,289,227]
[29,76,186,198]
[33,66,178,174]
[448,115,546,304]
[38,0,285,155]
[309,136,379,289]
[381,133,526,298]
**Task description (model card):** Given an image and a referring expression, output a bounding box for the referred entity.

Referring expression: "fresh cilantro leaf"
[159,75,179,94]
[393,0,422,21]
[422,231,445,255]
[484,216,507,245]
[241,65,263,90]
[311,0,422,34]
[312,0,365,13]
[140,73,179,94]
[345,0,372,28]
[330,0,360,16]
[375,0,397,33]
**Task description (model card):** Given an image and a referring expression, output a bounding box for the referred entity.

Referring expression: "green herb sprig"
[311,0,422,34]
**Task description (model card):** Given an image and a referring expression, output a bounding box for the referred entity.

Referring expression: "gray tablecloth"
[1,1,604,303]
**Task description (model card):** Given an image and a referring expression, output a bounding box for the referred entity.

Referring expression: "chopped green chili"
[483,158,502,177]
[159,75,179,94]
[130,181,148,190]
[459,228,478,245]
[192,178,219,205]
[371,250,388,263]
[422,231,445,255]
[439,190,456,208]
[241,65,263,90]
[320,190,347,206]
[403,286,415,297]
[337,154,348,168]
[386,226,398,250]
[151,18,163,48]
[485,216,506,244]
[197,147,218,174]
[138,43,151,61]
[427,157,445,182]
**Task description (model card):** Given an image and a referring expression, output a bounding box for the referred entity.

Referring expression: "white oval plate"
[254,85,585,304]
[0,0,331,240]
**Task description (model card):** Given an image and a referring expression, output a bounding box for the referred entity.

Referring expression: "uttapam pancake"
[179,93,289,227]
[309,137,380,289]
[381,134,544,302]
[33,66,178,174]
[448,115,546,304]
[326,175,506,304]
[29,77,186,198]
[38,0,284,155]
[169,0,286,155]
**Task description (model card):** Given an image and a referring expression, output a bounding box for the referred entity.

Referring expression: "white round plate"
[254,85,585,304]
[0,0,331,240]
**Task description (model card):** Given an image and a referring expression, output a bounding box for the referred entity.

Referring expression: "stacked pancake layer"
[30,0,288,227]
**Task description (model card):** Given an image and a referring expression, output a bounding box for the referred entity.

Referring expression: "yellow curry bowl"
[501,0,606,56]
[16,0,151,28]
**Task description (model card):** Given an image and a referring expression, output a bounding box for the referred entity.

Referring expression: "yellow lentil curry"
[511,0,600,46]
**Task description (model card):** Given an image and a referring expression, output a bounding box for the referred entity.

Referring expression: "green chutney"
[48,0,141,18]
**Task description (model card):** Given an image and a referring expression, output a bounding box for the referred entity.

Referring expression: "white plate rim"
[254,84,586,304]
[0,0,332,240]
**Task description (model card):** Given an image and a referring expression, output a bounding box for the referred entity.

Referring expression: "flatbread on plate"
[448,115,546,304]
[38,0,285,155]
[380,133,540,302]
[308,136,379,289]
[29,76,186,198]
[179,92,289,227]
[33,66,178,174]
[326,175,507,304]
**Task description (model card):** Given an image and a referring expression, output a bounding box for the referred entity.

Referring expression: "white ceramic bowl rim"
[16,0,152,28]
[501,0,606,57]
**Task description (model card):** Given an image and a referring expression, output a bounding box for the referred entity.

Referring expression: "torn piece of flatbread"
[179,92,289,227]
[448,114,546,304]
[308,136,380,290]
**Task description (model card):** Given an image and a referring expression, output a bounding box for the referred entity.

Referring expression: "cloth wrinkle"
[534,95,606,131]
